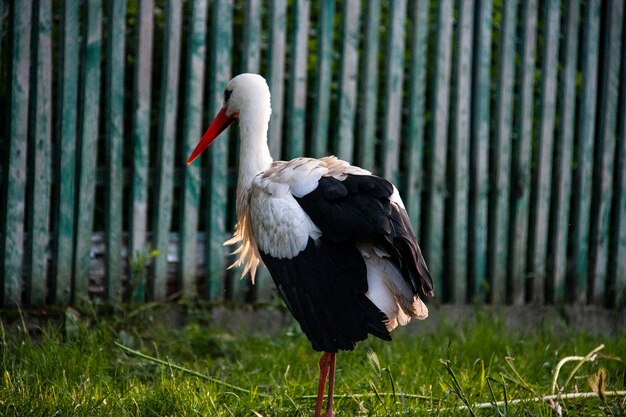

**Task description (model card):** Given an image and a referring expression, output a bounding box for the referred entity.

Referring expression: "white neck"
[236,111,273,205]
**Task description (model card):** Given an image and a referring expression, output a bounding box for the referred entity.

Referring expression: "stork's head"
[187,73,272,165]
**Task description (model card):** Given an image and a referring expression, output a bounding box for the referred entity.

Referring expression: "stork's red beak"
[186,107,235,165]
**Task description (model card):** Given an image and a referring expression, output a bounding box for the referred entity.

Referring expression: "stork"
[187,74,433,417]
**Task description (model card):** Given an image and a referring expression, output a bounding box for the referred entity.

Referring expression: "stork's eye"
[224,89,233,103]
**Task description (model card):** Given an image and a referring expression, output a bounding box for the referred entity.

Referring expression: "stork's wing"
[249,167,390,352]
[249,158,432,352]
[295,174,434,300]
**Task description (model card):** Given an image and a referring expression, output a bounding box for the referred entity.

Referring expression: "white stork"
[187,73,433,417]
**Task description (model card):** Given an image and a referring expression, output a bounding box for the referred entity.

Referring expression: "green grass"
[1,306,625,416]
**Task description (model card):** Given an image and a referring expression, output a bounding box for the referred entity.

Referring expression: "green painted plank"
[488,0,517,304]
[284,0,310,160]
[382,0,407,185]
[129,0,154,302]
[152,0,182,300]
[569,0,599,304]
[589,0,623,305]
[180,0,208,300]
[356,0,380,171]
[206,0,233,300]
[3,0,32,306]
[104,0,126,302]
[310,0,335,158]
[423,0,452,299]
[548,0,579,303]
[74,0,103,303]
[448,0,473,303]
[469,0,492,302]
[243,0,261,73]
[614,33,626,308]
[528,0,560,305]
[26,0,52,306]
[405,0,429,234]
[335,0,360,162]
[267,0,286,160]
[508,0,537,305]
[54,0,79,304]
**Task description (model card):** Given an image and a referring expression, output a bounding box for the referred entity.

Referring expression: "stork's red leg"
[325,352,336,417]
[314,352,332,417]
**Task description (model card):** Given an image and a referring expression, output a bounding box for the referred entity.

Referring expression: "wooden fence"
[1,0,625,308]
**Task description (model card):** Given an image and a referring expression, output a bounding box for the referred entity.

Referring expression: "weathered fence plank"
[243,0,261,74]
[104,0,126,301]
[405,0,429,235]
[448,0,474,303]
[54,0,79,304]
[528,0,560,304]
[26,0,52,305]
[129,0,154,302]
[469,0,492,302]
[549,0,580,302]
[284,0,309,160]
[589,0,624,305]
[569,0,600,304]
[152,0,182,300]
[509,0,538,305]
[2,0,31,306]
[614,32,626,307]
[206,0,233,300]
[424,0,452,299]
[180,0,208,300]
[488,0,517,304]
[267,0,286,160]
[356,0,381,171]
[74,0,103,302]
[335,0,360,162]
[310,0,334,158]
[381,0,407,185]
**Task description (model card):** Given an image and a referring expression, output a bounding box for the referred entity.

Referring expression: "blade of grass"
[115,341,269,397]
[440,359,477,417]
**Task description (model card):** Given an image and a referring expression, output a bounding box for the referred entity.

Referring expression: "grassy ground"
[1,305,625,416]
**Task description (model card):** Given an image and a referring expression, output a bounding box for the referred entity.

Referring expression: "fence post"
[310,0,335,158]
[74,0,103,303]
[206,0,233,300]
[469,0,492,302]
[549,0,580,303]
[284,0,310,161]
[104,0,126,302]
[53,0,79,305]
[589,0,624,305]
[152,0,182,300]
[129,0,154,302]
[448,0,474,303]
[2,0,32,306]
[356,0,381,171]
[381,0,407,186]
[488,0,517,304]
[424,0,452,300]
[528,0,560,305]
[27,0,52,306]
[335,0,360,162]
[180,0,208,300]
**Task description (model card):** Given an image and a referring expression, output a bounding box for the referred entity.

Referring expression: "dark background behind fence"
[1,0,625,308]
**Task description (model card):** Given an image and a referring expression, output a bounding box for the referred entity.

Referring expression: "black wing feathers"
[296,175,434,299]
